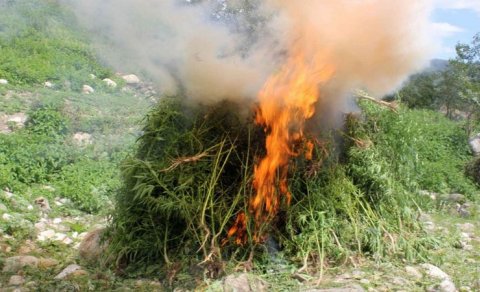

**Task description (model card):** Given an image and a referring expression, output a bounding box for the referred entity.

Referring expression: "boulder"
[122,74,140,85]
[79,228,108,263]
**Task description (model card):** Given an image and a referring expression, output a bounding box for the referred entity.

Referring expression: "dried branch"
[355,90,399,113]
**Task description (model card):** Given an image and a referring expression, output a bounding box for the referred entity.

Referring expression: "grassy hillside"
[0,1,479,291]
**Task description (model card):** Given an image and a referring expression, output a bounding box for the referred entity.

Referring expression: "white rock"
[54,233,67,241]
[55,201,63,206]
[122,74,140,85]
[27,205,34,210]
[8,275,25,286]
[102,78,117,88]
[53,218,62,224]
[2,213,12,220]
[4,190,14,199]
[54,264,82,280]
[72,232,79,239]
[82,84,94,94]
[59,198,69,204]
[6,113,27,126]
[37,229,56,241]
[0,79,8,85]
[63,237,73,245]
[469,134,480,155]
[73,132,93,146]
[421,263,450,280]
[439,279,456,292]
[405,266,423,280]
[44,81,53,88]
[89,74,96,79]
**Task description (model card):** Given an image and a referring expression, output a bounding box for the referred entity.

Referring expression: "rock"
[459,286,472,292]
[34,197,50,211]
[73,132,93,146]
[37,229,56,241]
[456,203,471,217]
[2,213,12,220]
[447,193,465,203]
[223,273,268,292]
[405,266,423,280]
[0,79,8,85]
[439,279,456,292]
[54,233,67,241]
[8,275,25,286]
[102,78,117,88]
[360,279,371,285]
[39,258,59,269]
[53,218,62,224]
[421,263,450,280]
[54,264,82,280]
[89,74,96,79]
[34,222,47,232]
[44,81,53,88]
[27,205,33,210]
[0,243,12,253]
[2,256,39,273]
[18,240,35,254]
[469,134,480,155]
[304,285,365,292]
[122,74,140,85]
[79,228,107,263]
[6,113,28,129]
[63,237,74,245]
[82,84,95,94]
[457,223,475,233]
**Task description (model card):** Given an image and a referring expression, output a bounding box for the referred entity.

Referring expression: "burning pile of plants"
[68,0,451,284]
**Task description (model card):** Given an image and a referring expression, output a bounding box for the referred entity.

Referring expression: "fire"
[228,45,334,244]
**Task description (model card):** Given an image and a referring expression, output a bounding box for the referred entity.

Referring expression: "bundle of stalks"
[103,96,441,284]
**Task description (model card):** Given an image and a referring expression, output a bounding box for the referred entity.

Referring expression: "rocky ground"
[0,184,478,291]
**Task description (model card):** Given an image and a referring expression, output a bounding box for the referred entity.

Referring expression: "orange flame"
[227,45,334,245]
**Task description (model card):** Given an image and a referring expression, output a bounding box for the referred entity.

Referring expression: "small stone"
[223,273,268,292]
[89,74,96,79]
[63,237,73,245]
[38,258,59,269]
[405,266,423,280]
[27,205,33,210]
[360,279,371,285]
[0,79,8,85]
[439,279,456,292]
[82,84,94,94]
[8,275,25,286]
[53,218,62,224]
[2,213,12,220]
[102,78,117,88]
[72,232,79,239]
[34,222,46,231]
[352,270,365,279]
[37,229,56,241]
[0,243,12,253]
[122,74,140,85]
[421,263,450,280]
[54,264,82,280]
[459,286,472,292]
[2,256,39,273]
[54,233,67,241]
[73,132,93,146]
[44,81,53,88]
[18,240,35,254]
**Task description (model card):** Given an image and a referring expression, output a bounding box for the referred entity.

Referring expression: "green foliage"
[0,0,111,88]
[26,105,70,138]
[53,159,120,213]
[355,101,477,197]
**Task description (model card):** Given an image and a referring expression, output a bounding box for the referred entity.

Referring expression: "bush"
[26,105,70,139]
[54,159,120,213]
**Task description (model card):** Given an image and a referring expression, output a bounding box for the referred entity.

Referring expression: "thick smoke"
[65,0,437,108]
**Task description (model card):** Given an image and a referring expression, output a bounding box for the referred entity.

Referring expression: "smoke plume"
[64,0,437,109]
